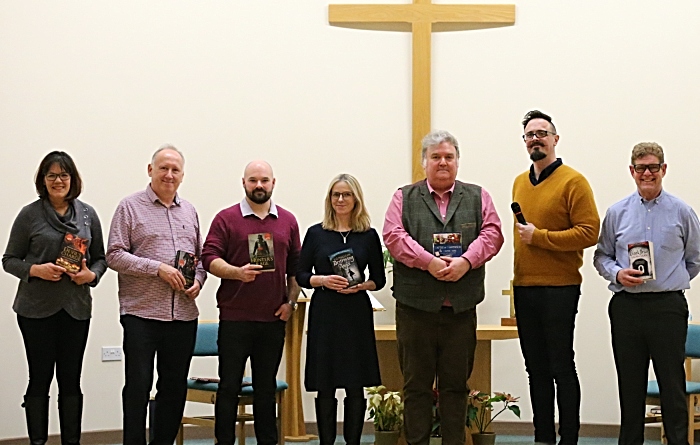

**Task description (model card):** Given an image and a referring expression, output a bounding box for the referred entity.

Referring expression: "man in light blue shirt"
[594,142,700,445]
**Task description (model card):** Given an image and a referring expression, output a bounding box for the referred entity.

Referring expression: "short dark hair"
[34,151,83,201]
[522,110,557,134]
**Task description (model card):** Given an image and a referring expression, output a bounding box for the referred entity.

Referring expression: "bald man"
[202,160,301,445]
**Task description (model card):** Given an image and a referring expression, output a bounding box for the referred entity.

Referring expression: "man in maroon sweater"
[202,159,301,445]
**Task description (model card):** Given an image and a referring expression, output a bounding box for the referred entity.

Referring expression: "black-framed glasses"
[46,172,71,182]
[522,130,555,141]
[632,163,662,174]
[331,192,354,200]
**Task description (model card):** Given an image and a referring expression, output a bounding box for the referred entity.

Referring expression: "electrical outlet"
[101,347,123,362]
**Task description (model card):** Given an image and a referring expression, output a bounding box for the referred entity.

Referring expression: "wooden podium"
[281,307,519,441]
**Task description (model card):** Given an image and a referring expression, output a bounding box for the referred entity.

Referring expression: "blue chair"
[176,322,289,445]
[646,324,700,444]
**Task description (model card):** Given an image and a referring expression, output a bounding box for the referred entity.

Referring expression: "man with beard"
[201,160,301,445]
[512,110,600,445]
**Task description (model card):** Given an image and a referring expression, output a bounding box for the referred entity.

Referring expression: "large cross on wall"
[329,0,515,182]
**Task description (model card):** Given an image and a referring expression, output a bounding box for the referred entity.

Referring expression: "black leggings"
[17,309,90,397]
[317,387,364,400]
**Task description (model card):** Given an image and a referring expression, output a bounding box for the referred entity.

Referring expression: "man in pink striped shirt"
[107,145,207,445]
[383,130,503,445]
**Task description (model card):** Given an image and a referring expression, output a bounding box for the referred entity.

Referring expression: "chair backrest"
[193,322,219,356]
[686,324,700,358]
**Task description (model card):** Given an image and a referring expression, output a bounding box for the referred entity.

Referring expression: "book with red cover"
[56,233,88,273]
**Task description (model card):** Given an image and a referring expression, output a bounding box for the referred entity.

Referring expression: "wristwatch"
[287,300,298,311]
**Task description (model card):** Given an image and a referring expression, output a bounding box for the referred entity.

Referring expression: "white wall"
[2,0,700,439]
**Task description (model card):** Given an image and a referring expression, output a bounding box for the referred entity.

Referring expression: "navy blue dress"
[296,223,386,391]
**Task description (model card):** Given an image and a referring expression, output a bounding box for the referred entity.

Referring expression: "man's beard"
[530,148,547,162]
[247,188,272,204]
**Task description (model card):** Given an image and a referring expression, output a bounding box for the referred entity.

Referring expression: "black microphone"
[511,202,527,225]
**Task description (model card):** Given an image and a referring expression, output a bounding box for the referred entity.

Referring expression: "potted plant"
[366,385,404,445]
[467,390,520,445]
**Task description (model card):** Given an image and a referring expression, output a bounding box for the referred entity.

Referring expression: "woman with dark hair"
[2,151,107,445]
[296,173,386,445]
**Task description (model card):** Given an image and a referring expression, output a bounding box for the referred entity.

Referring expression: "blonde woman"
[296,173,386,445]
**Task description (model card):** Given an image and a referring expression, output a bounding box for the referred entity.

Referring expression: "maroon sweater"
[202,203,301,322]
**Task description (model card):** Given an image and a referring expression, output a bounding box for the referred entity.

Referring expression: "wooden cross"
[329,1,515,182]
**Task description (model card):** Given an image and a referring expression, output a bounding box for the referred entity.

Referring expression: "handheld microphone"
[511,202,527,225]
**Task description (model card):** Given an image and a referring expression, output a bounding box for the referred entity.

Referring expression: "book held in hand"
[56,233,88,273]
[329,248,363,287]
[628,241,655,281]
[249,233,275,271]
[432,233,463,258]
[175,250,198,289]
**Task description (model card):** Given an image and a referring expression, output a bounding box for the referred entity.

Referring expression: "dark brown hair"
[34,151,83,201]
[522,110,557,134]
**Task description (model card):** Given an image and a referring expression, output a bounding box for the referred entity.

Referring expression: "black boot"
[22,396,49,445]
[58,394,83,445]
[343,397,366,445]
[315,397,338,445]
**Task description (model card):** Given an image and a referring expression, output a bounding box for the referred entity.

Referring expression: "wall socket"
[101,347,123,362]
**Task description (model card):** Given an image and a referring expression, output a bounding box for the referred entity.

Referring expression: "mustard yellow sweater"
[512,165,600,286]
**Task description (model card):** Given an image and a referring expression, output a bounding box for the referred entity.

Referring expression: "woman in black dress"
[3,152,107,445]
[297,173,386,445]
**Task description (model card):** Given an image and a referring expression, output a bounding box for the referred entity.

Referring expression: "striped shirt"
[106,185,207,321]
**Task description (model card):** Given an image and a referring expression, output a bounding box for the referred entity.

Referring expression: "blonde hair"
[321,173,371,232]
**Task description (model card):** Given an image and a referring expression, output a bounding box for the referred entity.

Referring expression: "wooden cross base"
[500,317,517,327]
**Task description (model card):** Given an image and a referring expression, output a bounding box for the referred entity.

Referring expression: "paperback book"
[175,250,198,289]
[249,233,275,271]
[432,232,463,258]
[329,248,363,287]
[628,241,655,281]
[56,233,88,273]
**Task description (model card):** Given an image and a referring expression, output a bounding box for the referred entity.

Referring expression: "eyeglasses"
[522,130,555,141]
[632,163,663,173]
[46,173,71,182]
[331,192,354,200]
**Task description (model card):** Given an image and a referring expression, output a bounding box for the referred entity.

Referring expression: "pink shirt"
[383,183,504,271]
[106,185,207,321]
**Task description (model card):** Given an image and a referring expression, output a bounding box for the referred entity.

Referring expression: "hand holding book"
[66,259,96,285]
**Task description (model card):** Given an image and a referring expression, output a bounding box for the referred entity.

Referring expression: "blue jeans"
[514,286,581,445]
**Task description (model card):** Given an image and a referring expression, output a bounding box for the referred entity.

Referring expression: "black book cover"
[329,248,362,287]
[249,233,275,271]
[56,233,88,273]
[175,250,198,289]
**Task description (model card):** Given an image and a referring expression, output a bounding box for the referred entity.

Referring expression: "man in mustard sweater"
[512,110,600,445]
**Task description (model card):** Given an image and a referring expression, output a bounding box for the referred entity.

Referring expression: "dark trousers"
[396,303,477,445]
[215,320,286,445]
[514,286,581,445]
[120,315,197,445]
[610,291,688,445]
[17,309,90,398]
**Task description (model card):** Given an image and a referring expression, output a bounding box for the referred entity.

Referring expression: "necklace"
[339,230,351,244]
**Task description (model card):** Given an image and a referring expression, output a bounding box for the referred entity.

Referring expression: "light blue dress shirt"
[594,190,700,293]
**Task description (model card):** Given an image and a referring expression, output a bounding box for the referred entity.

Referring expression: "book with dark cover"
[249,233,275,271]
[175,250,198,289]
[432,232,463,258]
[329,248,362,287]
[56,233,88,273]
[628,241,655,281]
